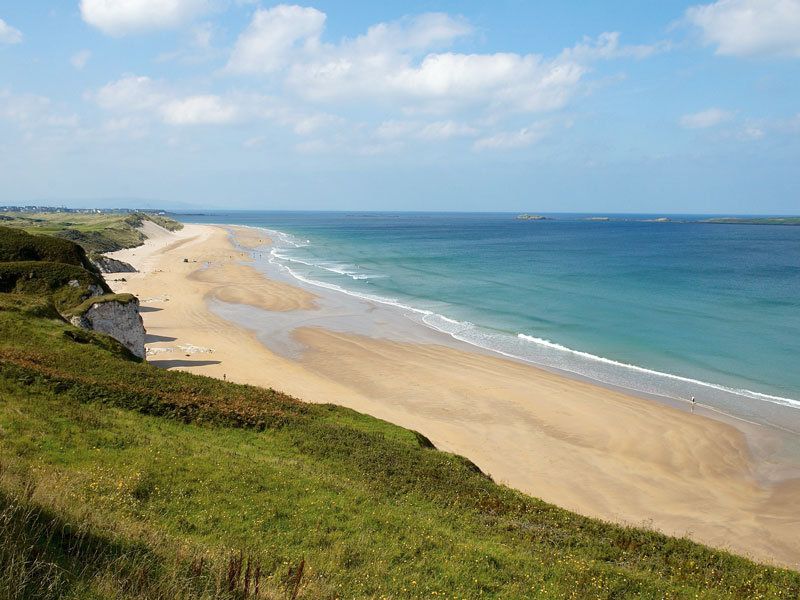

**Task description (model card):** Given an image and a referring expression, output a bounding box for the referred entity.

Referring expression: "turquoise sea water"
[179,212,800,431]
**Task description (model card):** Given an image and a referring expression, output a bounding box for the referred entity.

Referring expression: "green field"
[1,226,799,599]
[0,212,183,254]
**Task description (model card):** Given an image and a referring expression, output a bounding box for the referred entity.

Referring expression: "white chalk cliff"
[69,297,146,359]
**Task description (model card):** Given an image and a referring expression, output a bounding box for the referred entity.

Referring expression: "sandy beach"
[107,222,800,570]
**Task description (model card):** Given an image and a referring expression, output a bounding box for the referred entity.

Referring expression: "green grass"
[0,262,111,313]
[1,294,799,599]
[0,226,97,271]
[0,213,183,254]
[142,214,184,232]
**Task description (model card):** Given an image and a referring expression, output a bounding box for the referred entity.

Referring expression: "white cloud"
[160,95,240,125]
[292,113,343,135]
[295,139,330,154]
[80,0,212,36]
[89,74,239,124]
[225,5,327,74]
[81,9,665,152]
[686,0,800,58]
[739,119,766,139]
[473,122,549,151]
[102,115,147,134]
[243,135,265,148]
[70,49,92,69]
[418,120,478,139]
[375,120,422,139]
[89,75,167,111]
[351,12,473,53]
[0,90,48,122]
[225,7,634,117]
[679,107,736,129]
[88,74,339,135]
[0,90,78,130]
[226,9,472,76]
[375,119,477,140]
[0,18,23,43]
[559,31,670,62]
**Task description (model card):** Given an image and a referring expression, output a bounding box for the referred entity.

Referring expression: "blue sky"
[1,0,799,212]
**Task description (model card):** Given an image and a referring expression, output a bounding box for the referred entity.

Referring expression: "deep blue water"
[178,211,800,425]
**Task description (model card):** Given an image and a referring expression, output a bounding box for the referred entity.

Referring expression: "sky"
[1,0,799,213]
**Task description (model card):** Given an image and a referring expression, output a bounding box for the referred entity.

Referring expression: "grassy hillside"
[0,212,183,254]
[0,262,111,313]
[0,227,112,315]
[0,226,98,271]
[1,307,799,596]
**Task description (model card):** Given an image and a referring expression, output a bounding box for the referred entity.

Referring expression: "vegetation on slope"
[1,291,799,599]
[0,226,98,272]
[0,261,110,313]
[0,212,183,254]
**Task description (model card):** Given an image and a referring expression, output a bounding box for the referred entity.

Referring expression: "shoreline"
[234,221,800,436]
[222,222,800,472]
[107,222,800,570]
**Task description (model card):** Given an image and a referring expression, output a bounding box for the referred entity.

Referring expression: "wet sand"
[106,223,800,570]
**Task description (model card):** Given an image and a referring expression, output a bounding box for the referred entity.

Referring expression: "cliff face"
[69,296,146,359]
[91,256,137,273]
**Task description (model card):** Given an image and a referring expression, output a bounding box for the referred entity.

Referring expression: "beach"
[107,222,800,570]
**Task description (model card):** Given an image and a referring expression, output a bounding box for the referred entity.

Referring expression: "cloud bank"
[680,107,736,128]
[686,0,800,58]
[80,0,212,36]
[78,6,665,153]
[0,18,23,44]
[223,6,656,119]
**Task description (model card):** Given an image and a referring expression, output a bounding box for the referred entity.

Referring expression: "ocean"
[178,211,800,433]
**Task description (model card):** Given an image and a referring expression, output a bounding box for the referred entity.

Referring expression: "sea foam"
[249,221,800,430]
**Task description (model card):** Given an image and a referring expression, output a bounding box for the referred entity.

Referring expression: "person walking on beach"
[691,396,695,413]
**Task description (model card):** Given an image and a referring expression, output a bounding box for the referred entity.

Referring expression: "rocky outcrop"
[516,214,551,220]
[67,279,105,297]
[68,294,146,359]
[91,255,138,273]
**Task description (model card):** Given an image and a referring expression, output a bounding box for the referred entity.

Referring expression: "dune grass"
[0,213,183,254]
[1,293,799,599]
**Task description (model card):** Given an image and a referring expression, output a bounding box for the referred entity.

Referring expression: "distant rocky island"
[698,217,800,225]
[582,216,679,223]
[579,216,800,226]
[516,214,552,220]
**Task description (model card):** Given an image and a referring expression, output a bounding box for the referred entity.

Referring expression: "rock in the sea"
[516,214,551,220]
[69,294,146,358]
[91,255,138,273]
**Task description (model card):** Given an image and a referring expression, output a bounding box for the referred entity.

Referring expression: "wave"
[270,251,434,316]
[262,228,309,248]
[515,334,800,410]
[260,227,800,414]
[271,248,383,281]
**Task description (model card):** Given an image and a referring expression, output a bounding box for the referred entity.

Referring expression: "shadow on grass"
[0,489,172,599]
